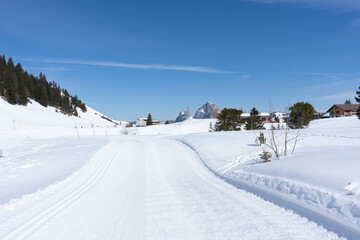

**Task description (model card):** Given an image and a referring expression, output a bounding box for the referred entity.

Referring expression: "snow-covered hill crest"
[0,97,124,140]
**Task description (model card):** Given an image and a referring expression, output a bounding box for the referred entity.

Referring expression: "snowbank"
[175,116,360,230]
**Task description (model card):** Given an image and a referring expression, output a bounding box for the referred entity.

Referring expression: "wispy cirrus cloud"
[18,57,237,74]
[294,72,348,80]
[320,91,355,101]
[239,74,251,79]
[23,66,75,71]
[246,0,360,11]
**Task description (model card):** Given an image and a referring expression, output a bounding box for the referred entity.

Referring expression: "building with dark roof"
[326,104,360,117]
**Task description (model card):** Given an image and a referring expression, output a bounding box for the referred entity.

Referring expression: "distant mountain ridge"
[194,101,220,119]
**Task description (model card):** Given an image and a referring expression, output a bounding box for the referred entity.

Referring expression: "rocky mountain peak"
[175,109,191,122]
[194,101,220,119]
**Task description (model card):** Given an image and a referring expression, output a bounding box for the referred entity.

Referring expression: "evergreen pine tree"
[215,108,244,131]
[259,150,272,163]
[26,75,36,99]
[146,113,153,126]
[39,84,49,106]
[73,95,79,106]
[7,57,14,70]
[288,102,315,129]
[80,102,87,112]
[18,78,28,105]
[0,56,5,96]
[5,71,17,104]
[245,107,265,130]
[355,85,360,119]
[47,82,55,106]
[255,132,266,145]
[0,72,4,96]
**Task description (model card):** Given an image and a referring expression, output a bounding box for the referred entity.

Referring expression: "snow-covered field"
[174,116,360,238]
[1,98,359,239]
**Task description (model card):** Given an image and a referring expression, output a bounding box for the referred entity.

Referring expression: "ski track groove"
[1,142,122,240]
[171,141,276,239]
[109,141,146,240]
[0,138,347,239]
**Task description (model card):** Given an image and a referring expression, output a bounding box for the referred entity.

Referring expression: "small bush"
[255,132,266,146]
[259,150,272,163]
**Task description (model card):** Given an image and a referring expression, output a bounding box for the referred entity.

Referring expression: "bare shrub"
[122,127,130,135]
[265,100,306,160]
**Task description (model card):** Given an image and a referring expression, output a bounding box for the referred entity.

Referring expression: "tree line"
[213,102,315,132]
[356,86,360,119]
[0,55,86,116]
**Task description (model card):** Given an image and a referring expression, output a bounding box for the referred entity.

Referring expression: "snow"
[1,97,359,239]
[0,137,108,204]
[242,112,270,117]
[174,116,360,237]
[134,118,217,135]
[0,138,344,240]
[0,97,125,141]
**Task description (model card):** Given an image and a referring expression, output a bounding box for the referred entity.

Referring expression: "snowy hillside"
[0,97,124,140]
[0,96,124,206]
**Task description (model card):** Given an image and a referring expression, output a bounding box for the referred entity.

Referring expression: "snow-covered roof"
[242,113,270,117]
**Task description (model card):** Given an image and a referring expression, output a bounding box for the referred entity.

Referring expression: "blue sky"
[1,0,359,121]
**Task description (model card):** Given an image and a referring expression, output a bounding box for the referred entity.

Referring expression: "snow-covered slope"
[135,118,217,135]
[174,116,360,236]
[0,97,121,129]
[0,96,125,207]
[0,97,124,140]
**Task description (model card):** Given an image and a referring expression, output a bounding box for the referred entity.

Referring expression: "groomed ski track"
[0,137,343,239]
